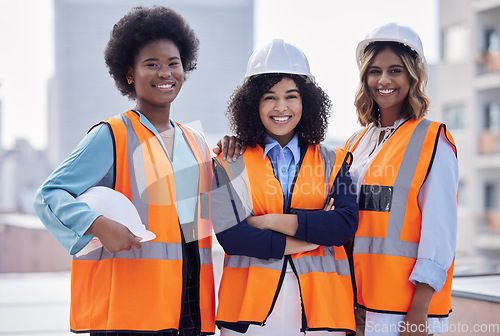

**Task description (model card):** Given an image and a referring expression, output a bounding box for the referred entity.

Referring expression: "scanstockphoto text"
[261,162,397,197]
[366,320,500,334]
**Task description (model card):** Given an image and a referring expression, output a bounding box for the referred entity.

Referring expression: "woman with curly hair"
[211,39,358,335]
[345,23,458,336]
[34,6,215,336]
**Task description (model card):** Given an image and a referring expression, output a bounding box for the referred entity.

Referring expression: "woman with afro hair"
[34,6,216,336]
[211,39,358,335]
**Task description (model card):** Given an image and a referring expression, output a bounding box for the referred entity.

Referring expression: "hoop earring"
[127,78,134,84]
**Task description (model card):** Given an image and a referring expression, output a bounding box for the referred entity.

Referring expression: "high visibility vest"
[213,144,355,333]
[345,117,457,316]
[70,110,215,333]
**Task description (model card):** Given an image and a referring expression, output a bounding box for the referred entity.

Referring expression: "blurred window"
[485,182,499,209]
[458,180,466,207]
[485,102,500,130]
[442,24,467,63]
[444,104,465,130]
[486,29,500,54]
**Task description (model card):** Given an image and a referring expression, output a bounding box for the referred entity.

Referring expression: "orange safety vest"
[213,144,355,333]
[345,117,457,317]
[70,110,215,333]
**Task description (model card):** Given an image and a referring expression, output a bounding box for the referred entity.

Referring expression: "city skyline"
[0,0,438,150]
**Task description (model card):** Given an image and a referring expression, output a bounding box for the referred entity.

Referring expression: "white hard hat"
[356,22,427,70]
[76,186,156,242]
[243,38,315,82]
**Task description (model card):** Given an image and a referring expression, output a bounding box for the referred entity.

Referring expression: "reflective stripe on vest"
[215,144,355,332]
[76,242,212,265]
[293,246,351,276]
[70,111,215,333]
[347,118,456,317]
[224,255,283,271]
[222,245,351,277]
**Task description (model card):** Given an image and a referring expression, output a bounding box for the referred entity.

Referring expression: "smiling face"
[366,46,410,123]
[127,39,184,113]
[258,77,303,147]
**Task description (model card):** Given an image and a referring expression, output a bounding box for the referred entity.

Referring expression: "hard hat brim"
[356,34,427,71]
[242,71,314,83]
[136,229,156,242]
[243,39,315,83]
[76,186,156,241]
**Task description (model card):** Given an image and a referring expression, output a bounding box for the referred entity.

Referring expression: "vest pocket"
[358,185,393,212]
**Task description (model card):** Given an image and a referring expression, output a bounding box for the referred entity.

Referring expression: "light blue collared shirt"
[33,111,200,255]
[263,134,301,205]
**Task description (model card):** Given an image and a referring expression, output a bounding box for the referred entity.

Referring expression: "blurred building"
[49,0,254,167]
[0,0,254,275]
[433,0,500,274]
[0,139,51,214]
[0,214,71,273]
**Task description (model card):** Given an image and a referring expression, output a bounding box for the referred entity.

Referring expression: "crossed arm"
[212,160,358,259]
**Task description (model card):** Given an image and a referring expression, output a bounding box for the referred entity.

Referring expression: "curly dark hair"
[104,6,200,100]
[227,74,331,148]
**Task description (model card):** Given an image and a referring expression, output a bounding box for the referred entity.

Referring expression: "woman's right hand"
[212,135,245,162]
[86,216,142,253]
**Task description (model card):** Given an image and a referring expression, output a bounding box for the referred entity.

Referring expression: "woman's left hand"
[323,198,334,211]
[400,282,434,336]
[400,311,429,336]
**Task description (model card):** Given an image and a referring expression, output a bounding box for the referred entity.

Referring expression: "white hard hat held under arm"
[75,186,156,256]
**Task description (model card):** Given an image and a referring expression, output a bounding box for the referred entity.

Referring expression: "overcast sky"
[0,0,438,149]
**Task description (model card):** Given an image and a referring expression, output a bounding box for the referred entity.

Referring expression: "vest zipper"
[261,258,288,326]
[178,233,188,331]
[349,237,359,310]
[289,256,309,333]
[259,155,292,326]
[285,148,309,332]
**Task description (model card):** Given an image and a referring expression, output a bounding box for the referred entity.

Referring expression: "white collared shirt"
[263,134,301,205]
